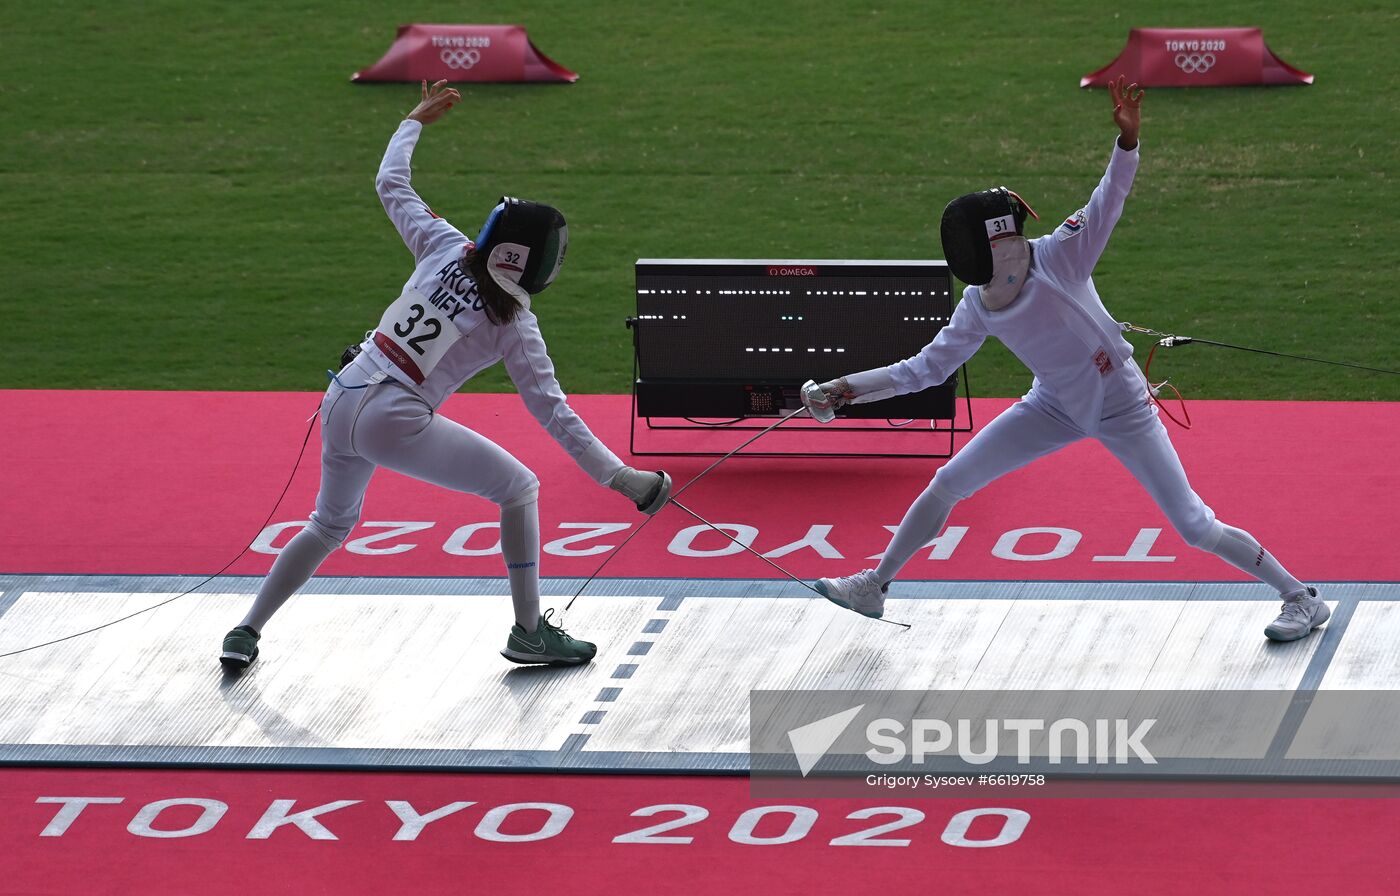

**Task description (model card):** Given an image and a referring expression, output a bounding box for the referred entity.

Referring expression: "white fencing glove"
[610,467,672,515]
[800,377,854,424]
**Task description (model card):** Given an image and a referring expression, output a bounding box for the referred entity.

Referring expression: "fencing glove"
[801,377,853,423]
[610,467,672,515]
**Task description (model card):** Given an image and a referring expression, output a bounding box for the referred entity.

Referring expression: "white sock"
[874,483,957,585]
[239,527,336,633]
[500,498,542,631]
[1206,523,1306,597]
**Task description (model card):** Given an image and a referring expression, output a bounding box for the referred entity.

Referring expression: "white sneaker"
[1264,587,1330,642]
[815,569,887,619]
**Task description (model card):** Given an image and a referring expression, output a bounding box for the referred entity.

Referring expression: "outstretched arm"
[500,311,626,486]
[501,313,669,513]
[1042,76,1144,283]
[376,80,467,261]
[803,297,988,421]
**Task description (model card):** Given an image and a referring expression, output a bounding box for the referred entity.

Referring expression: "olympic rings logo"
[440,48,482,70]
[1174,53,1216,74]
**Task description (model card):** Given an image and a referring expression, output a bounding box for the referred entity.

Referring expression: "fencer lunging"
[220,81,670,672]
[803,77,1327,642]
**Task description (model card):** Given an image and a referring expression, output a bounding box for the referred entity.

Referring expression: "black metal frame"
[626,317,975,459]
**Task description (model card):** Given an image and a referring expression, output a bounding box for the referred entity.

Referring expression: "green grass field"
[3,0,1397,399]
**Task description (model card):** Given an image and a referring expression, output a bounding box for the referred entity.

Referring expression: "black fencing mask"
[939,187,1039,310]
[475,197,569,302]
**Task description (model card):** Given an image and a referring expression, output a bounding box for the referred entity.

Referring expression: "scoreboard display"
[633,259,959,419]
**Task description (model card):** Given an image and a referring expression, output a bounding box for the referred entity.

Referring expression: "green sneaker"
[220,625,260,670]
[501,610,597,666]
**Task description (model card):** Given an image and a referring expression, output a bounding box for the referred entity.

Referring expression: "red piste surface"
[2,390,1394,582]
[5,768,1400,895]
[4,391,1400,892]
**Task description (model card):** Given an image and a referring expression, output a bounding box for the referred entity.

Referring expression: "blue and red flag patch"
[1056,207,1087,240]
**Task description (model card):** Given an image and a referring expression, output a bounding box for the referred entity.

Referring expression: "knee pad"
[305,517,350,551]
[929,475,969,506]
[1182,518,1224,551]
[500,477,540,509]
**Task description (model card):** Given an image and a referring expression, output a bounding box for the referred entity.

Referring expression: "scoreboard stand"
[627,259,974,459]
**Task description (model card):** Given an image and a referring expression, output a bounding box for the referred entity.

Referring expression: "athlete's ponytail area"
[463,246,525,325]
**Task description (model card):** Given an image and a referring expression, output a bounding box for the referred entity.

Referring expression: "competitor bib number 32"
[373,286,464,384]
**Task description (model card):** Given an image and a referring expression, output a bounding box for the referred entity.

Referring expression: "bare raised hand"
[407,79,461,126]
[1110,75,1143,150]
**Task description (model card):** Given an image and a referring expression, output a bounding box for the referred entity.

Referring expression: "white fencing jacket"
[850,141,1149,435]
[360,120,624,485]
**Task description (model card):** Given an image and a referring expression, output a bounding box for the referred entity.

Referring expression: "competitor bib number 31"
[372,286,464,384]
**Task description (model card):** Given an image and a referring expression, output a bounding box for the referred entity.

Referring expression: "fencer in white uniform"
[220,81,669,671]
[804,77,1329,642]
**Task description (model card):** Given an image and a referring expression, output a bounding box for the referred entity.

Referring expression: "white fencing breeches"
[239,357,541,633]
[935,396,1217,544]
[876,395,1303,595]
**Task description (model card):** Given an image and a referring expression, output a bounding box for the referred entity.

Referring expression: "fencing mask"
[939,187,1039,310]
[475,197,569,302]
